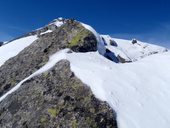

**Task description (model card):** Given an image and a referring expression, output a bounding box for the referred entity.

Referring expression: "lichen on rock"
[0,60,117,128]
[0,20,97,97]
[0,19,117,128]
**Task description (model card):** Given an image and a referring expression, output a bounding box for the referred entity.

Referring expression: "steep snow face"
[101,35,168,61]
[81,23,106,55]
[67,51,170,128]
[0,35,37,67]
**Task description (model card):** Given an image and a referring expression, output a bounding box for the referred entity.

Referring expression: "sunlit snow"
[0,35,37,67]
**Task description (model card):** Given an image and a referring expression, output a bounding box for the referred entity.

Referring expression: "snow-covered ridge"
[101,35,168,62]
[36,17,66,35]
[1,48,170,128]
[52,17,66,27]
[0,18,170,128]
[81,23,167,63]
[67,51,170,128]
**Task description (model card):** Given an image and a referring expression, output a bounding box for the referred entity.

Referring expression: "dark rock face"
[132,39,137,44]
[104,49,119,63]
[0,20,97,97]
[110,40,117,47]
[0,60,117,128]
[0,42,3,46]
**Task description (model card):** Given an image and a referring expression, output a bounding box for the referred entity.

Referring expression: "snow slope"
[1,47,170,128]
[0,35,37,67]
[101,35,167,62]
[67,51,170,128]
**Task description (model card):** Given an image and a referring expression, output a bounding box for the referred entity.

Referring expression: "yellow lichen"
[71,119,77,128]
[40,115,47,123]
[47,108,58,117]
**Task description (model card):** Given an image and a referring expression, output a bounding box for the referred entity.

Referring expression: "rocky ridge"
[0,18,117,128]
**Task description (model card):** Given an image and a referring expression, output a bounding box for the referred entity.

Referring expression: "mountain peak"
[0,18,170,128]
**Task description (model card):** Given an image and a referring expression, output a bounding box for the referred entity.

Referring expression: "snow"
[67,51,170,128]
[53,18,65,27]
[101,35,167,61]
[78,24,167,62]
[1,43,170,128]
[54,21,64,27]
[0,35,37,67]
[0,49,69,102]
[2,41,8,44]
[81,23,106,55]
[40,30,52,35]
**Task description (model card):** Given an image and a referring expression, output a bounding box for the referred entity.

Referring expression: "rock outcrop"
[0,42,3,46]
[0,20,97,97]
[0,60,117,128]
[0,19,117,127]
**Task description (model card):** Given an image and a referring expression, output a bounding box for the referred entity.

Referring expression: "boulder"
[110,39,117,47]
[132,39,137,44]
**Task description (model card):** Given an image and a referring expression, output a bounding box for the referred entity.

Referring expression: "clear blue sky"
[0,0,170,47]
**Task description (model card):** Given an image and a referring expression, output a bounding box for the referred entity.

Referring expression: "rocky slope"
[0,60,117,128]
[0,19,97,98]
[0,18,117,127]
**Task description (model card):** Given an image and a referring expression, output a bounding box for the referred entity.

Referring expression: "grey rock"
[0,19,117,127]
[109,40,117,47]
[132,39,137,44]
[0,60,117,128]
[0,20,97,97]
[0,42,3,46]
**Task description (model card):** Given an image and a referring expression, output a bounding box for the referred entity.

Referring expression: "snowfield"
[0,35,37,67]
[101,35,167,62]
[67,51,170,128]
[0,21,170,128]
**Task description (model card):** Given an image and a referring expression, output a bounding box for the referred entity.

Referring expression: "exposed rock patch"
[0,60,117,128]
[0,42,3,47]
[0,20,97,97]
